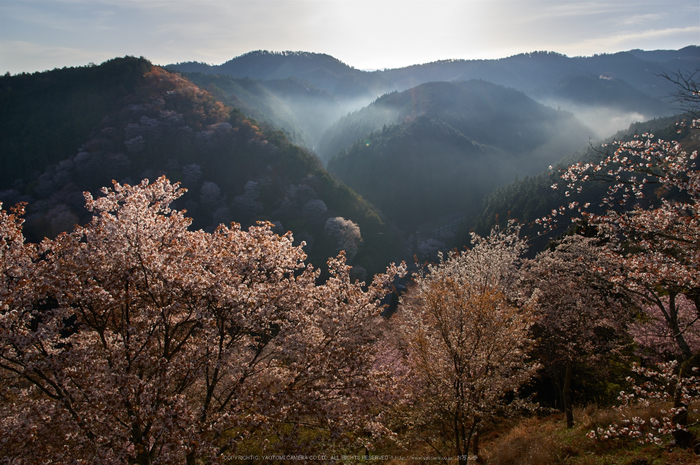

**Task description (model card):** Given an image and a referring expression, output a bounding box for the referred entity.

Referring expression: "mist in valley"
[537,100,666,140]
[162,48,699,260]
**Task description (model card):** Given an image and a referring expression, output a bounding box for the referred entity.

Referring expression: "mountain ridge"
[325,80,593,244]
[168,46,698,150]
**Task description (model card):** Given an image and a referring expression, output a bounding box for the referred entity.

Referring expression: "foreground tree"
[523,235,632,428]
[542,120,700,360]
[390,223,539,464]
[542,120,700,446]
[0,177,405,464]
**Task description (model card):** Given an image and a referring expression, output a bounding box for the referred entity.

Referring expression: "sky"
[1,0,698,74]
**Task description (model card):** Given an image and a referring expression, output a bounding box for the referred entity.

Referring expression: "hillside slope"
[0,57,401,276]
[0,57,152,187]
[325,81,593,237]
[179,72,354,151]
[468,114,697,244]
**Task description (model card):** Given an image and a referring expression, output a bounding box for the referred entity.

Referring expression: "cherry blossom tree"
[523,235,632,428]
[324,216,362,262]
[199,180,221,207]
[390,223,539,464]
[661,69,700,116]
[630,294,700,361]
[0,177,405,464]
[542,121,700,361]
[181,163,202,186]
[542,120,700,446]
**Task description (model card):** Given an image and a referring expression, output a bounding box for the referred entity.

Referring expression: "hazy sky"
[1,0,698,74]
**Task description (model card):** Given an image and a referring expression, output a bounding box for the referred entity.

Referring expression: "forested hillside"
[321,79,592,159]
[325,80,592,249]
[469,114,698,239]
[0,57,401,276]
[0,57,152,187]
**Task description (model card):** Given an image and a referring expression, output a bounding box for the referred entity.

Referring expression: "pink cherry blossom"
[0,177,405,464]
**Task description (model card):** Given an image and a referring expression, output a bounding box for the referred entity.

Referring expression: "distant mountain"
[0,57,401,276]
[325,80,593,237]
[170,47,700,101]
[627,46,699,63]
[168,47,699,151]
[379,48,697,136]
[320,80,593,161]
[170,51,391,98]
[542,74,669,114]
[380,47,699,101]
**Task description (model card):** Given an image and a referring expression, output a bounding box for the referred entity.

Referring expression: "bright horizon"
[1,0,698,75]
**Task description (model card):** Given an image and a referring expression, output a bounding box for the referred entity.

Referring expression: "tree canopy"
[0,177,405,464]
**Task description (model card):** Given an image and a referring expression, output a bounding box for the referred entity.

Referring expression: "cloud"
[618,13,664,26]
[563,25,700,55]
[0,40,106,73]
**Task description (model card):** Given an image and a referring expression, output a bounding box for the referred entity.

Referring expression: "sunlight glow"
[0,0,697,73]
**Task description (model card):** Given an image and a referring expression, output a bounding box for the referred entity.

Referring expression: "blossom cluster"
[587,362,700,445]
[538,121,699,233]
[0,177,406,464]
[540,120,700,362]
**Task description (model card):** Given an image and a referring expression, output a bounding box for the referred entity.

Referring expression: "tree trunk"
[563,360,574,429]
[457,420,478,465]
[130,426,152,465]
[455,415,466,465]
[134,444,152,465]
[668,293,694,361]
[673,353,700,448]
